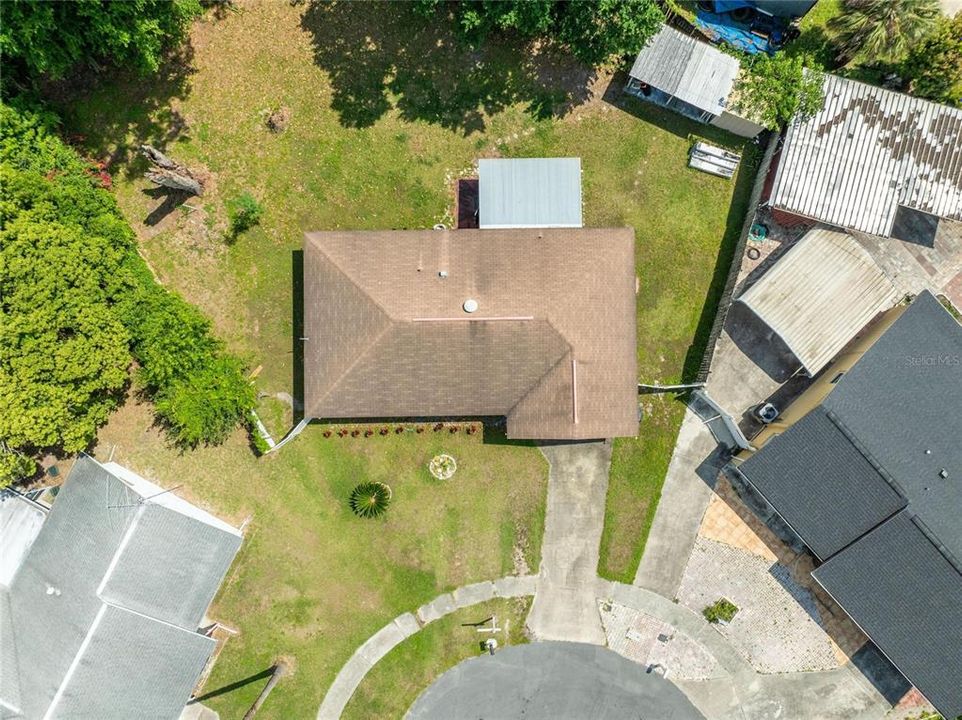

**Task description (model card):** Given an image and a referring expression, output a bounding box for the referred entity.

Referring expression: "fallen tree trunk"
[140,144,204,195]
[144,169,203,195]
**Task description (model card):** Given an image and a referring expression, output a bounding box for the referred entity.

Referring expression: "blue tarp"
[695,9,786,55]
[712,0,754,12]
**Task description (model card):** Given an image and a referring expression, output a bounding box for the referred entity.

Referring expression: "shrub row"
[321,424,481,438]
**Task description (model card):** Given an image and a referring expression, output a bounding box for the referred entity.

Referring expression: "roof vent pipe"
[463,299,479,313]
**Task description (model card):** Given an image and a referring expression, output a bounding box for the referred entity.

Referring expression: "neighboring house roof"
[737,291,962,718]
[478,158,583,229]
[0,490,45,587]
[769,73,962,237]
[303,228,639,440]
[738,407,906,560]
[813,512,962,720]
[0,455,242,720]
[628,25,740,116]
[736,227,899,374]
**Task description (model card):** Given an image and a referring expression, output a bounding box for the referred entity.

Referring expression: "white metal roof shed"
[478,158,583,229]
[627,25,740,117]
[769,74,962,238]
[737,228,899,375]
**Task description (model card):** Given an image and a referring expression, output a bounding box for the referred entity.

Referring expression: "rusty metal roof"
[737,227,899,374]
[302,228,639,440]
[769,74,962,237]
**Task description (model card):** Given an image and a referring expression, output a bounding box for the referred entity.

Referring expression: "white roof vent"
[463,299,479,313]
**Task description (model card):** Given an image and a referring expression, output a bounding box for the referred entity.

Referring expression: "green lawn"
[95,399,545,719]
[51,1,755,715]
[342,597,531,720]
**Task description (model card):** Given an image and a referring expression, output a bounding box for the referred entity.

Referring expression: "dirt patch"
[512,524,531,576]
[266,106,292,133]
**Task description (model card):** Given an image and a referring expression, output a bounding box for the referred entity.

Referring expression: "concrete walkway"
[633,409,721,597]
[526,442,610,645]
[316,575,536,720]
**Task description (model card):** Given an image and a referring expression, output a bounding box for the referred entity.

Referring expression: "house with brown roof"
[302,228,638,440]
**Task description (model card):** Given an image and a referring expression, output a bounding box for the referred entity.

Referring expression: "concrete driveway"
[526,442,610,644]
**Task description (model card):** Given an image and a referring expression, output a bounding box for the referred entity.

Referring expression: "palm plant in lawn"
[829,0,939,66]
[349,482,392,518]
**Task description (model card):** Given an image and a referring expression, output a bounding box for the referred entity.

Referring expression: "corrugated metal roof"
[628,25,740,116]
[770,74,962,237]
[478,158,582,229]
[737,228,898,374]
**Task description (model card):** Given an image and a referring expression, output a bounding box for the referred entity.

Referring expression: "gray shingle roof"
[769,74,962,237]
[1,456,241,720]
[813,512,962,720]
[478,158,583,229]
[738,291,962,717]
[824,291,962,564]
[628,25,740,116]
[738,407,906,560]
[303,228,639,440]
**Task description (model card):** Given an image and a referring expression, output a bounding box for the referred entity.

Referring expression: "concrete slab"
[416,594,455,625]
[526,442,610,644]
[451,581,495,609]
[394,612,421,637]
[492,574,537,598]
[633,410,720,597]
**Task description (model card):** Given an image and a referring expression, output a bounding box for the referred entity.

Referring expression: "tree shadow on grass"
[42,41,197,179]
[298,1,595,135]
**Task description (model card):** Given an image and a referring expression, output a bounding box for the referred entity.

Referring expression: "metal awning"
[737,228,898,375]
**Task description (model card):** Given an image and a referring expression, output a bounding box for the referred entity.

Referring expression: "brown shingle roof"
[303,228,638,439]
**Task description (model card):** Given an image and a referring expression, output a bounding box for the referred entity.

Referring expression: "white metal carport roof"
[737,228,899,375]
[478,158,583,229]
[627,25,740,117]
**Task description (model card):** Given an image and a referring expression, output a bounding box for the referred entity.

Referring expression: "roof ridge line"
[306,320,397,419]
[505,317,575,426]
[304,233,395,320]
[904,512,962,577]
[823,409,908,500]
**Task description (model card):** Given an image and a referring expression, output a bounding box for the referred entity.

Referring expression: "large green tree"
[732,54,825,130]
[0,0,202,88]
[828,0,940,66]
[902,12,962,106]
[0,104,256,486]
[414,0,664,65]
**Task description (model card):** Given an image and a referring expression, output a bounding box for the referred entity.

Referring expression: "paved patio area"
[600,600,723,681]
[677,536,838,673]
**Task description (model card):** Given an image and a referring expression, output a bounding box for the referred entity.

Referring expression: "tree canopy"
[732,54,825,130]
[828,0,940,66]
[0,0,202,88]
[0,104,255,487]
[902,12,962,107]
[414,0,664,65]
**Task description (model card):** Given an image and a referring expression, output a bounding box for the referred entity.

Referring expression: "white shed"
[478,158,583,229]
